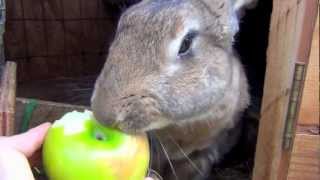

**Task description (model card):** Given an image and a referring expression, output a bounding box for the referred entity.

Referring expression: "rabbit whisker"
[148,132,162,171]
[168,135,204,177]
[155,133,179,180]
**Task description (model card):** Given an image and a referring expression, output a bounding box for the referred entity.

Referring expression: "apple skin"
[42,110,150,180]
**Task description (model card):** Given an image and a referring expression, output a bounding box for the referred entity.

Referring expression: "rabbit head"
[91,0,251,133]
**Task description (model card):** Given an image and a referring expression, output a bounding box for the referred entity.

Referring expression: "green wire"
[20,99,38,133]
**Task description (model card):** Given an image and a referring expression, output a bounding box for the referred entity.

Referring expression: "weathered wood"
[298,14,319,125]
[252,1,319,180]
[296,125,319,135]
[277,2,319,180]
[0,62,17,135]
[288,134,320,180]
[15,97,87,133]
[13,97,89,172]
[0,0,6,63]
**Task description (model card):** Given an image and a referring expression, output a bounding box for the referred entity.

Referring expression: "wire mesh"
[4,0,117,81]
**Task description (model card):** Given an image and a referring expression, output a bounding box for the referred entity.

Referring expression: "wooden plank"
[0,0,6,63]
[296,125,320,135]
[15,97,87,133]
[0,62,17,135]
[14,98,88,170]
[252,1,319,180]
[288,134,320,180]
[278,2,319,179]
[298,14,319,125]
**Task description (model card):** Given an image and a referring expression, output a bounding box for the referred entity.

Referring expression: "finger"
[145,178,154,180]
[4,122,51,157]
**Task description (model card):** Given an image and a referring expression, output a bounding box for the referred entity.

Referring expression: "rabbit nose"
[91,101,118,127]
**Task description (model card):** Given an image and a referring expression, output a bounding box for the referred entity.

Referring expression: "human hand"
[0,122,51,180]
[0,122,154,180]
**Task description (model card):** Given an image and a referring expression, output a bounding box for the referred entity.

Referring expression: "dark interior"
[209,0,272,179]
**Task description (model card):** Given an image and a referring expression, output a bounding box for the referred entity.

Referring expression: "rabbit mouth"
[107,94,171,134]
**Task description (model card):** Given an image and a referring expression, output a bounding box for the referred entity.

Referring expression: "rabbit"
[92,0,255,179]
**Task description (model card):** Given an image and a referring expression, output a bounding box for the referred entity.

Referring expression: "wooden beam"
[252,1,319,180]
[14,98,88,168]
[298,14,319,125]
[0,62,17,136]
[296,125,320,135]
[288,134,320,180]
[15,97,87,133]
[277,2,319,179]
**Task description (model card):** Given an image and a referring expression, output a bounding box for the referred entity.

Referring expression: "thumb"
[3,122,51,157]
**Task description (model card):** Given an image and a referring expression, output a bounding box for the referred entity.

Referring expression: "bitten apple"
[42,110,150,180]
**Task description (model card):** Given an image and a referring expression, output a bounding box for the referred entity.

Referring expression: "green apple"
[42,110,150,180]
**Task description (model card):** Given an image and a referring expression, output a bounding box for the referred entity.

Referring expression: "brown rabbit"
[92,0,255,179]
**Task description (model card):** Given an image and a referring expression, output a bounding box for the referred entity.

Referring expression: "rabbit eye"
[178,31,197,56]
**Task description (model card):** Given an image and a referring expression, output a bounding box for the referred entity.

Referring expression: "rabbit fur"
[92,0,255,179]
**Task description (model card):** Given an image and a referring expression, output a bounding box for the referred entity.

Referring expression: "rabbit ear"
[232,0,257,11]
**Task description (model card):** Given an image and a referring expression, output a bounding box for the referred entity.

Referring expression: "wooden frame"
[15,97,86,133]
[0,0,318,179]
[298,14,319,126]
[252,0,319,179]
[0,61,16,136]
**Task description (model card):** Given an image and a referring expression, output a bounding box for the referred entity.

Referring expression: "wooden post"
[252,0,319,180]
[15,97,87,133]
[298,14,319,126]
[0,0,5,64]
[0,62,17,136]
